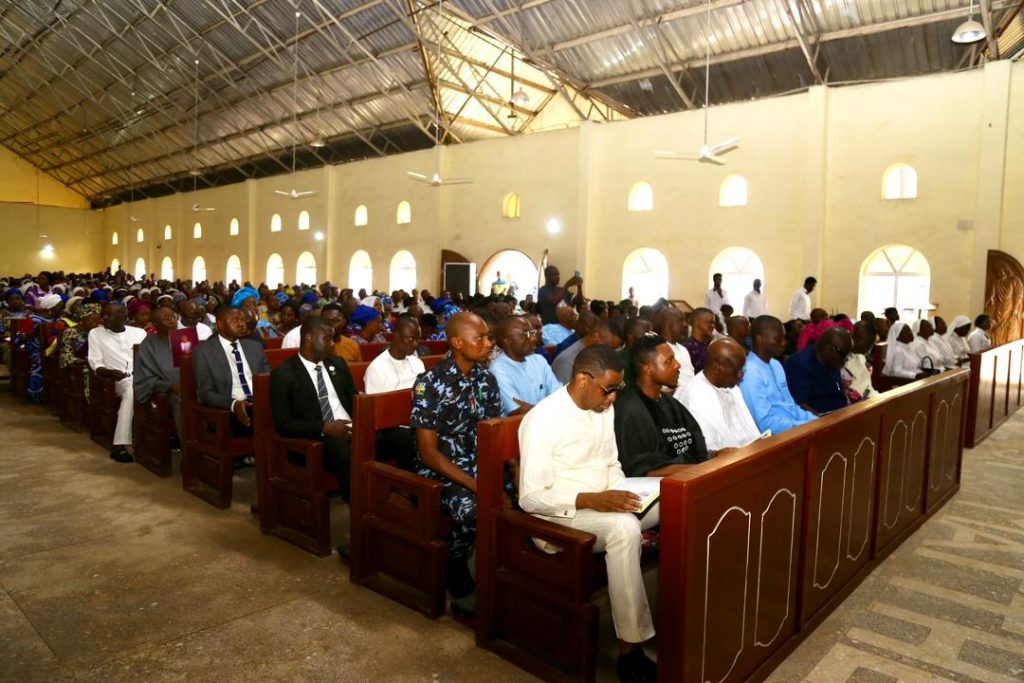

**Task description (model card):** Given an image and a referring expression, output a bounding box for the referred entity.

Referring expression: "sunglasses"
[581,371,626,395]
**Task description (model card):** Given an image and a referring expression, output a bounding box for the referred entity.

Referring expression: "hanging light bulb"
[952,0,987,43]
[511,88,529,107]
[310,136,326,148]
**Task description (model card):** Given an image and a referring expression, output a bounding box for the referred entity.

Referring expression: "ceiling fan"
[190,202,215,213]
[275,6,319,200]
[407,0,472,187]
[655,0,739,165]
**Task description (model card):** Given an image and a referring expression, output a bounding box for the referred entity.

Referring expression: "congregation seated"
[410,311,504,614]
[551,309,597,360]
[177,298,213,340]
[929,317,959,369]
[87,302,148,462]
[269,317,357,494]
[618,316,653,384]
[518,344,659,683]
[682,338,761,451]
[58,302,101,397]
[364,314,424,394]
[883,322,927,380]
[541,301,577,347]
[488,316,561,416]
[968,314,992,353]
[134,306,184,439]
[910,319,954,371]
[552,317,614,384]
[652,306,695,400]
[944,315,972,363]
[193,307,271,435]
[843,321,879,400]
[681,307,716,373]
[739,315,816,435]
[614,333,710,477]
[350,304,387,344]
[536,265,584,325]
[784,327,853,414]
[726,314,751,349]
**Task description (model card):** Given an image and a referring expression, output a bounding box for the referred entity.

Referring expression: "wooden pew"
[964,337,1024,447]
[88,369,120,451]
[132,346,177,478]
[8,318,34,399]
[475,414,663,682]
[57,360,89,432]
[252,373,338,556]
[348,361,368,393]
[38,322,62,407]
[179,347,298,508]
[358,342,388,362]
[423,339,449,356]
[263,336,284,350]
[349,387,448,618]
[655,370,968,683]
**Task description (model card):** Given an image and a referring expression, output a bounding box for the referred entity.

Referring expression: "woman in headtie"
[883,322,924,380]
[350,305,387,343]
[426,297,460,341]
[59,302,102,401]
[127,298,156,334]
[1,288,29,366]
[943,315,972,364]
[233,286,278,339]
[21,293,63,401]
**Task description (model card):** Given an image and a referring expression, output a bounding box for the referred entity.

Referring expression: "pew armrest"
[265,435,334,492]
[364,462,446,539]
[493,508,596,601]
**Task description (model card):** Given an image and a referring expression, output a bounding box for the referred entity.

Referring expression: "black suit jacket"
[270,354,357,440]
[193,333,271,409]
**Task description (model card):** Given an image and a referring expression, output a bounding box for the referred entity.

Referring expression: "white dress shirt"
[218,335,254,402]
[667,341,695,403]
[843,352,876,398]
[281,325,301,349]
[789,287,812,320]
[364,350,425,394]
[682,372,761,451]
[87,326,148,373]
[705,287,730,320]
[518,386,625,520]
[298,354,350,421]
[743,290,767,318]
[967,328,991,354]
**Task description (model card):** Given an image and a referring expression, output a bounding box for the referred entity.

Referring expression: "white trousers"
[114,377,135,447]
[552,503,659,643]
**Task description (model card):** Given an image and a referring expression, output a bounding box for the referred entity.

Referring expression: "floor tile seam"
[0,578,73,671]
[69,594,310,673]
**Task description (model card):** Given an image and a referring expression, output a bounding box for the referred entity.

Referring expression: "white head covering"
[38,293,62,309]
[945,315,970,339]
[911,319,923,335]
[885,321,909,368]
[359,295,380,308]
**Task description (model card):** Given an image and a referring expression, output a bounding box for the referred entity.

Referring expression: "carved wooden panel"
[876,391,931,555]
[984,250,1024,347]
[926,381,965,513]
[800,411,882,625]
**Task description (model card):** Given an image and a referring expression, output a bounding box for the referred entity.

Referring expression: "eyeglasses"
[506,329,539,340]
[581,371,626,395]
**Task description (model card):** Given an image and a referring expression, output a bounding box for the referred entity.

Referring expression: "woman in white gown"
[910,319,951,371]
[884,322,923,379]
[944,315,971,363]
[930,317,958,369]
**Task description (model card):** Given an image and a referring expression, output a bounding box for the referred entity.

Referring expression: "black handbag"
[919,356,941,377]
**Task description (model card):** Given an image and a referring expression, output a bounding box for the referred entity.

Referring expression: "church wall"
[1000,63,1024,263]
[0,203,103,275]
[0,146,89,209]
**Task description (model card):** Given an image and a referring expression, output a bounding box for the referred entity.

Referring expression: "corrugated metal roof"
[0,0,1016,207]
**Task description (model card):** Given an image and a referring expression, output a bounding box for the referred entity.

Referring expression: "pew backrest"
[263,336,284,350]
[358,342,388,362]
[965,337,1024,447]
[423,340,449,356]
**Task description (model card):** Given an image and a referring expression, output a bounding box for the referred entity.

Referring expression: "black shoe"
[336,543,350,560]
[445,557,475,600]
[617,648,656,683]
[450,592,476,618]
[109,448,134,464]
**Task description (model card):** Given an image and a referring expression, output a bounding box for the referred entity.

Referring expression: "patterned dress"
[410,356,505,560]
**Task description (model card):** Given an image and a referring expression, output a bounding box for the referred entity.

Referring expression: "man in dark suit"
[269,316,357,494]
[193,307,271,435]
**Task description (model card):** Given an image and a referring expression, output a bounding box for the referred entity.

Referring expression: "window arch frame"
[389,250,417,293]
[718,174,749,207]
[348,250,373,293]
[160,256,174,281]
[354,205,368,227]
[270,213,282,233]
[857,244,931,317]
[229,218,240,236]
[191,256,207,283]
[882,163,918,200]
[295,251,317,285]
[164,224,172,241]
[111,258,120,272]
[134,257,147,279]
[621,247,669,304]
[477,249,539,300]
[266,253,285,288]
[298,210,310,231]
[627,181,654,212]
[112,231,119,246]
[225,255,243,284]
[708,246,765,305]
[193,222,202,239]
[502,192,521,219]
[136,227,145,243]
[396,200,411,225]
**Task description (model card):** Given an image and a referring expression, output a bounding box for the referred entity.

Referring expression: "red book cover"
[169,327,199,368]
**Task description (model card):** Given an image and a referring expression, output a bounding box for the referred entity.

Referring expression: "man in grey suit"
[193,306,271,435]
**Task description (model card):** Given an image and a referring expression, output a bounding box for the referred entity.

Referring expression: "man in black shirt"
[537,265,584,324]
[613,333,709,477]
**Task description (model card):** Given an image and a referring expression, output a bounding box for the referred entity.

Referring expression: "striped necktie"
[315,365,334,422]
[230,341,253,401]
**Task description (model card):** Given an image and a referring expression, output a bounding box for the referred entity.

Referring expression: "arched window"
[193,222,202,239]
[858,244,931,317]
[354,205,368,227]
[112,231,119,246]
[477,249,539,299]
[225,255,243,284]
[136,227,144,243]
[719,174,748,207]
[192,256,207,283]
[266,253,285,288]
[882,163,918,200]
[296,251,317,285]
[160,256,173,281]
[502,192,521,219]
[627,181,653,212]
[229,218,240,236]
[164,224,172,240]
[298,210,310,231]
[389,250,417,292]
[621,248,669,304]
[271,213,282,233]
[348,250,373,293]
[708,247,765,303]
[111,258,120,272]
[396,200,411,225]
[134,258,146,279]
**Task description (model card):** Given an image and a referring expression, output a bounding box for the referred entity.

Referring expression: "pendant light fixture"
[275,2,318,199]
[952,0,987,43]
[509,49,529,110]
[190,53,216,213]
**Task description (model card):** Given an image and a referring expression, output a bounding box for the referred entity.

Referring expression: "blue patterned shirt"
[411,356,502,480]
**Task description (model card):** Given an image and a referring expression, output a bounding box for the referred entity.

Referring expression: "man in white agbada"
[87,302,148,463]
[743,278,767,319]
[682,338,761,451]
[518,345,658,683]
[788,276,817,321]
[704,273,730,324]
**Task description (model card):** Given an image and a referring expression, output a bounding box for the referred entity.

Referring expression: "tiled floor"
[1,392,1021,682]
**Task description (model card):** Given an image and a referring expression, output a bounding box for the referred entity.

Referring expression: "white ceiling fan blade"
[654,150,701,160]
[438,177,473,185]
[700,154,727,165]
[273,190,291,197]
[406,171,430,181]
[710,138,740,155]
[291,190,318,199]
